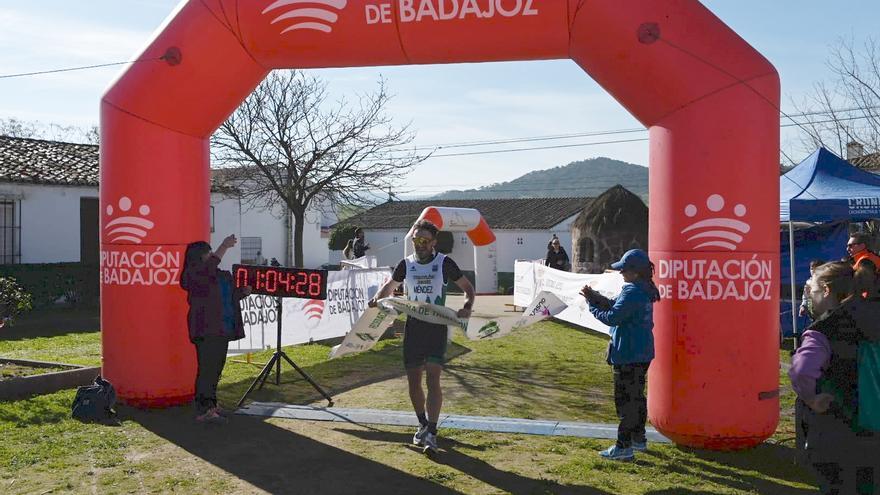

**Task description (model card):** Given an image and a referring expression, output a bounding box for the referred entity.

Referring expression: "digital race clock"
[233,264,328,300]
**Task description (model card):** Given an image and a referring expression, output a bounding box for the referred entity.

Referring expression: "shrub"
[0,277,32,326]
[0,263,99,309]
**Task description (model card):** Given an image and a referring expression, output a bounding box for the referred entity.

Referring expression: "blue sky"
[0,1,877,196]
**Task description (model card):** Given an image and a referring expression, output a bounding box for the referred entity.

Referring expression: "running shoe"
[413,424,429,446]
[422,432,439,454]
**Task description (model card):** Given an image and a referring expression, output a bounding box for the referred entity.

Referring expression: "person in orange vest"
[847,233,880,298]
[847,233,880,268]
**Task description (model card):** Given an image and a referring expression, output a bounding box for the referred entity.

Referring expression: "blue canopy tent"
[779,221,848,336]
[780,147,880,338]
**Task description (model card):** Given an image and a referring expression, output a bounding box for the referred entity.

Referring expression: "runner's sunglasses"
[412,237,432,247]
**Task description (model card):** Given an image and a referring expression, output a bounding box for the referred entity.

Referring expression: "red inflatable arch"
[101,0,780,449]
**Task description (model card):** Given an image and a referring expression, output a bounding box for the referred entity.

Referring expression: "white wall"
[0,183,327,270]
[237,200,330,269]
[209,193,242,271]
[0,183,97,263]
[302,207,330,268]
[7,182,574,272]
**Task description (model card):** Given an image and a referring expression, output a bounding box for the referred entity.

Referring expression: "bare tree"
[0,118,41,139]
[791,37,880,163]
[0,117,99,144]
[212,71,422,267]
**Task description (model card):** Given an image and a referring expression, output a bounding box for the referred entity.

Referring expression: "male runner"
[369,220,475,453]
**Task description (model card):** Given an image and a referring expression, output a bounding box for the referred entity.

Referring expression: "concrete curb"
[0,358,100,400]
[238,402,671,443]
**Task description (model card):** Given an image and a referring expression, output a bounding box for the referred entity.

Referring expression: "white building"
[331,197,590,281]
[0,135,331,269]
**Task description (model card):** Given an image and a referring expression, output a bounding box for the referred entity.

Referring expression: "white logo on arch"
[681,194,750,251]
[263,0,347,34]
[105,196,154,244]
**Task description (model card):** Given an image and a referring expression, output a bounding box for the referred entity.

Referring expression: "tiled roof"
[336,197,591,230]
[0,135,236,192]
[0,135,98,186]
[851,152,880,171]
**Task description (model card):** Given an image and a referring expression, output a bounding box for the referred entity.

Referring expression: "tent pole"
[789,221,799,348]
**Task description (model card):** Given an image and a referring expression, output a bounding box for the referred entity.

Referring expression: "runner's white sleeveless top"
[404,252,447,306]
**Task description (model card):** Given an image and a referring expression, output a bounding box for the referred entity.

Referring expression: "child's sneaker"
[599,444,634,461]
[631,440,648,452]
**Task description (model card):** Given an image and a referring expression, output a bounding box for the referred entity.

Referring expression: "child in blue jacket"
[581,249,660,461]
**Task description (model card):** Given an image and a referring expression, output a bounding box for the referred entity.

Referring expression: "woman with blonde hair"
[790,261,880,494]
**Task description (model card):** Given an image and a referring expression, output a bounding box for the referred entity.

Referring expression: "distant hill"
[431,157,648,200]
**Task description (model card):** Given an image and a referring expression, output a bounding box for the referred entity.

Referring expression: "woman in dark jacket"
[545,237,570,271]
[789,261,880,494]
[180,234,250,423]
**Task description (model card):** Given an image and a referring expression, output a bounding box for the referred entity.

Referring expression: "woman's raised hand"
[222,234,237,248]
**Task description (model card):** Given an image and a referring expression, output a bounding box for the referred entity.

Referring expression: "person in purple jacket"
[790,261,880,494]
[180,234,251,424]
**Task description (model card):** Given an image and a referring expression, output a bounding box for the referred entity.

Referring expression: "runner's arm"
[443,257,474,317]
[453,276,475,318]
[369,279,402,307]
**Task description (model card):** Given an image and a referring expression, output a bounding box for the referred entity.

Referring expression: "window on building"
[393,236,398,243]
[241,236,262,264]
[0,200,21,265]
[460,236,468,245]
[516,237,523,245]
[578,237,595,263]
[210,206,215,233]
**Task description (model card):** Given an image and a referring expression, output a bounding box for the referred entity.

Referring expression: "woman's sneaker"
[422,432,439,454]
[210,405,230,418]
[599,445,634,461]
[195,410,227,425]
[413,424,429,446]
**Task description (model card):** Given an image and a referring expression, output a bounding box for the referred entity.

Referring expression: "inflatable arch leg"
[102,0,778,449]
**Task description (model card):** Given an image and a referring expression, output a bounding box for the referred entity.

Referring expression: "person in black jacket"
[351,228,370,258]
[180,234,251,424]
[545,237,570,271]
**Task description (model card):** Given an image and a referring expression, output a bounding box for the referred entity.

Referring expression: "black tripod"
[237,296,333,407]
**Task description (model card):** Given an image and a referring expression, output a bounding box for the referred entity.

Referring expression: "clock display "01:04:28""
[233,265,327,300]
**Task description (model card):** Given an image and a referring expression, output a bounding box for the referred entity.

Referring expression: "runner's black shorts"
[403,318,448,369]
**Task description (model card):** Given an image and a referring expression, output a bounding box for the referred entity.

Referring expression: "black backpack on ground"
[71,375,117,422]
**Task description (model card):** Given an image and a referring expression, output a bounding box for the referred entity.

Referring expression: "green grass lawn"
[0,310,817,494]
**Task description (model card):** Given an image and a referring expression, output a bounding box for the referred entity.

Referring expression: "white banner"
[329,306,397,359]
[340,255,378,269]
[330,291,568,358]
[466,291,567,340]
[513,261,625,335]
[230,267,392,352]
